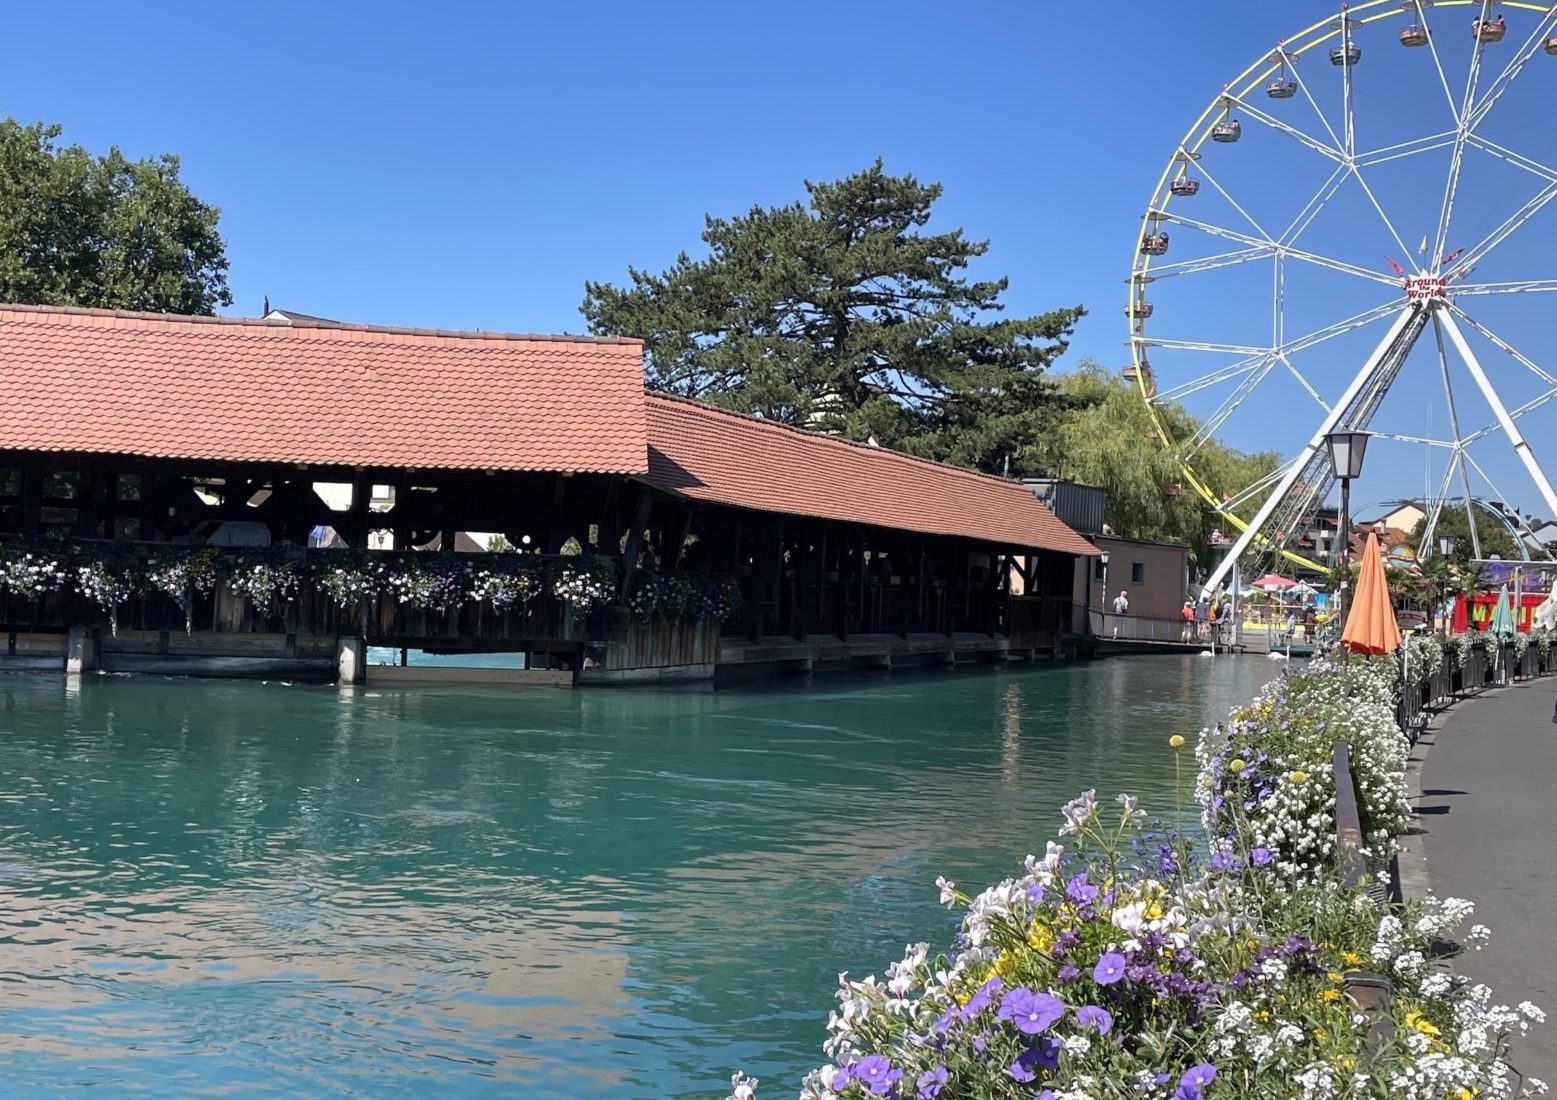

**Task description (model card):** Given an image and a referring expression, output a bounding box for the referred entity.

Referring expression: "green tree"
[1407,503,1520,562]
[0,119,231,313]
[1023,361,1281,568]
[581,161,1083,469]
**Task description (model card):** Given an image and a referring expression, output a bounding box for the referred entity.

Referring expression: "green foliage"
[582,160,1084,470]
[1024,361,1281,566]
[1409,503,1521,564]
[0,119,231,313]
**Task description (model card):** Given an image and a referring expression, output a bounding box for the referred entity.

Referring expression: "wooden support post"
[347,470,368,548]
[20,461,42,535]
[617,488,655,600]
[668,504,697,569]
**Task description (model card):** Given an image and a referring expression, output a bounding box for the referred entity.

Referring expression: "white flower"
[1059,789,1097,835]
[726,1072,758,1100]
[935,876,957,907]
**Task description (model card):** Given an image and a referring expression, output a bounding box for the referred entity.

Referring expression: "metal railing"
[1088,609,1203,644]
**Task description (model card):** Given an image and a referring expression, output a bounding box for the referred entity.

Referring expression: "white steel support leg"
[1199,306,1422,598]
[1437,309,1557,523]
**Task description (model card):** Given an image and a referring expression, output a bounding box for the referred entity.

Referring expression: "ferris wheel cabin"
[1266,78,1297,99]
[1330,43,1362,66]
[1474,17,1506,43]
[1400,24,1429,47]
[1211,120,1242,143]
[1140,233,1170,256]
[1169,178,1200,197]
[1124,301,1154,320]
[1545,34,1557,54]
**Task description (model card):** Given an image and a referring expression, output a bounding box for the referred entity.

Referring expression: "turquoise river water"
[0,656,1279,1098]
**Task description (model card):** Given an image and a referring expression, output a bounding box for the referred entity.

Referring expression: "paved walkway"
[1407,677,1557,1078]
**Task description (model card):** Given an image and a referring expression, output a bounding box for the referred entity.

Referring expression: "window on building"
[1131,562,1146,584]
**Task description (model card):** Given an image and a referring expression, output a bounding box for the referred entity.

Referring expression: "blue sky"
[7,0,1557,524]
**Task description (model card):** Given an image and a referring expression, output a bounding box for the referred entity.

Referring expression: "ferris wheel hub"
[1405,274,1449,302]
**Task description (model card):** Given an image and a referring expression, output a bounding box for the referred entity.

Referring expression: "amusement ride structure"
[1129,1,1557,594]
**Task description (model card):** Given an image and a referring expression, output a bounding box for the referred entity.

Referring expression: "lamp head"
[1323,429,1371,480]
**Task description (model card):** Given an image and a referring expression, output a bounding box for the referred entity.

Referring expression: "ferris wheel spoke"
[1181,359,1283,457]
[1156,358,1266,404]
[1275,353,1331,413]
[1160,211,1399,287]
[1218,460,1301,515]
[1466,7,1557,130]
[1454,279,1557,297]
[1348,165,1414,263]
[1279,163,1349,246]
[1437,309,1557,523]
[1447,304,1557,388]
[1462,387,1557,447]
[1141,247,1273,281]
[1451,177,1557,275]
[1353,131,1457,170]
[1433,7,1495,264]
[1225,96,1345,164]
[1464,133,1557,184]
[1191,158,1275,241]
[1137,337,1268,356]
[1371,432,1456,448]
[1405,0,1464,127]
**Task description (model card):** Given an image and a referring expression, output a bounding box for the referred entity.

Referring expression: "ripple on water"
[0,656,1277,1098]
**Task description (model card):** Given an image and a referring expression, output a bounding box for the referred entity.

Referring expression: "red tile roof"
[643,394,1099,555]
[0,304,647,473]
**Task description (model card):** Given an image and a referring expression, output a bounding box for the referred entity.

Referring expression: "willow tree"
[581,161,1085,471]
[1026,361,1280,567]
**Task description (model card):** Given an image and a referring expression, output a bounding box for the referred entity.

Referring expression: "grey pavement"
[1410,677,1557,1080]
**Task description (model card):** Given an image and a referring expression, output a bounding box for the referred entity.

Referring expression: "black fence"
[1396,638,1555,737]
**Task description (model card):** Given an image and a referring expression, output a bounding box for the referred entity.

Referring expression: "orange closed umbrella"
[1342,530,1402,656]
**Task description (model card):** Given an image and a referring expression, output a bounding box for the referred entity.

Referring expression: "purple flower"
[1007,1050,1041,1083]
[960,976,1003,1019]
[1249,847,1274,867]
[1056,963,1081,984]
[1181,1063,1217,1089]
[1065,872,1098,907]
[1075,1004,1113,1035]
[851,1054,902,1096]
[1093,951,1127,986]
[1026,883,1046,904]
[1208,851,1240,873]
[997,987,1066,1035]
[1032,1036,1062,1070]
[1037,1093,1055,1100]
[916,1065,949,1099]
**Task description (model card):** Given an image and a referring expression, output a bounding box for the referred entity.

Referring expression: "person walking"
[1181,600,1195,642]
[1111,590,1130,638]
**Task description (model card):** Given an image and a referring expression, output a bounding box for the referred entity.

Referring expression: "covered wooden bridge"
[0,304,1096,685]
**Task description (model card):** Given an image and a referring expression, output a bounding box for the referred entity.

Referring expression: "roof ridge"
[643,391,1038,493]
[0,302,642,347]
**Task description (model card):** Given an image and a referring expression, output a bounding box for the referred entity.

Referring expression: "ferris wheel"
[1129,0,1557,592]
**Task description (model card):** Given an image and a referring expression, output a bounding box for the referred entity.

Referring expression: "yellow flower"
[1229,759,1247,774]
[1289,770,1309,784]
[1027,922,1053,954]
[1458,1088,1477,1100]
[1318,989,1341,1003]
[1404,1011,1441,1038]
[1341,951,1363,967]
[1326,971,1344,985]
[1169,735,1186,749]
[994,951,1018,978]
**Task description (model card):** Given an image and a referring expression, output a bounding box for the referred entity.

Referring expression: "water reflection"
[0,657,1276,1098]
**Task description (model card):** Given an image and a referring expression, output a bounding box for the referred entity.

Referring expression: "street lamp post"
[1324,429,1371,638]
[1438,534,1457,636]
